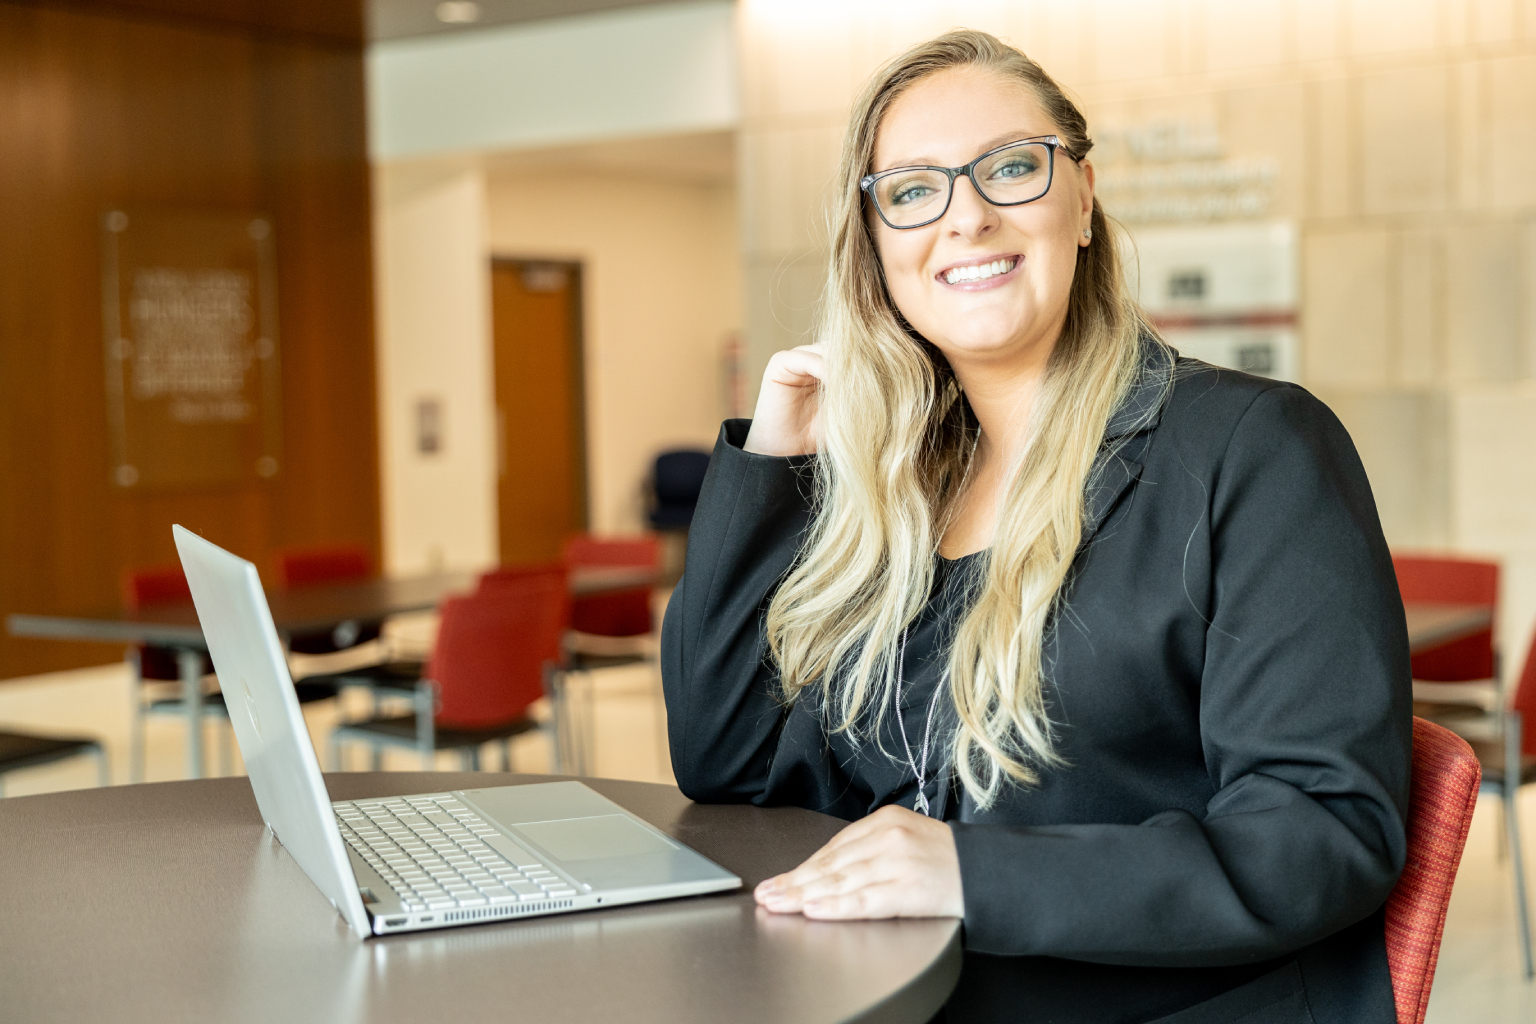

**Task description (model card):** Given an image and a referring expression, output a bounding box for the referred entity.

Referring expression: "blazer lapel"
[1079,452,1144,552]
[1076,339,1174,551]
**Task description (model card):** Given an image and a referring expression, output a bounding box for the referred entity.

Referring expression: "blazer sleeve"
[661,420,817,803]
[952,386,1413,966]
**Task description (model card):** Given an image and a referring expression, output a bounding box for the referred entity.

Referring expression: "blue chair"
[647,450,710,530]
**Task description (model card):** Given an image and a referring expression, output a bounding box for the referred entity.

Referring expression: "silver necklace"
[894,626,946,816]
[893,417,980,818]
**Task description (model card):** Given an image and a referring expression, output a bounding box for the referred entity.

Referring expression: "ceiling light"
[435,1,480,24]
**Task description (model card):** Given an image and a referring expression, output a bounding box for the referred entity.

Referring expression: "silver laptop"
[173,525,740,937]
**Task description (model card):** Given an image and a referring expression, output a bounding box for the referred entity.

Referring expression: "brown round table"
[0,773,961,1023]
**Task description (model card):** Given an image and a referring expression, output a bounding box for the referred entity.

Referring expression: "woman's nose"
[943,175,998,239]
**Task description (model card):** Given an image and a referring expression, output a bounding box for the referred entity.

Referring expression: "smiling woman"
[662,30,1410,1024]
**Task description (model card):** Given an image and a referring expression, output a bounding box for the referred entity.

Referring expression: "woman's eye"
[888,180,938,206]
[989,157,1038,180]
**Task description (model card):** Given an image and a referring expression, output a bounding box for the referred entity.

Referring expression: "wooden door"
[490,260,587,566]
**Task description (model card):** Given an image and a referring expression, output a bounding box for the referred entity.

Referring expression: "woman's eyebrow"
[875,130,1051,172]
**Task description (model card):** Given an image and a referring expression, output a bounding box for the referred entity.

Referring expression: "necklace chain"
[894,413,980,818]
[894,626,946,816]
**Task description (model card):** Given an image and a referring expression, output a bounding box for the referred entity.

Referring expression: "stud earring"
[1083,228,1092,240]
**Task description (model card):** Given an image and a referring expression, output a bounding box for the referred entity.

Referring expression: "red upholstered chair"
[276,545,372,589]
[1455,627,1536,979]
[125,562,343,781]
[1386,718,1482,1023]
[328,566,570,772]
[477,561,571,598]
[562,535,660,639]
[558,536,663,773]
[274,544,384,654]
[123,565,225,781]
[1393,555,1500,685]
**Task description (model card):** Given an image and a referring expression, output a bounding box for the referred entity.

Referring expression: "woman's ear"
[1078,161,1096,247]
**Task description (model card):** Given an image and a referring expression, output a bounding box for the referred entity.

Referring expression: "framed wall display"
[101,208,283,489]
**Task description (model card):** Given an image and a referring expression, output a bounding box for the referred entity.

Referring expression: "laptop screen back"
[173,525,370,936]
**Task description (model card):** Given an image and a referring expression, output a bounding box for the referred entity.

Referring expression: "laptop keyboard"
[335,793,578,913]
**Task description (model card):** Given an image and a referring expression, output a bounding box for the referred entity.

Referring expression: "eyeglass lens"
[870,142,1053,227]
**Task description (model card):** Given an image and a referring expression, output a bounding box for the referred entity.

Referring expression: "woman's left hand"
[753,805,964,920]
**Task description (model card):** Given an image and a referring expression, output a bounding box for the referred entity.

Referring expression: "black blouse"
[661,350,1412,1024]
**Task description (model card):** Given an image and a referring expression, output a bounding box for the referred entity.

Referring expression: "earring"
[1083,228,1092,240]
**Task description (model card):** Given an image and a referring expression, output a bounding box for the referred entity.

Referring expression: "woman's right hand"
[743,344,826,457]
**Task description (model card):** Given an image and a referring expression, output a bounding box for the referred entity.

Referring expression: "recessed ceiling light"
[435,1,480,24]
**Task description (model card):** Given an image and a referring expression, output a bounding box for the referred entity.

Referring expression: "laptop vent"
[443,900,574,923]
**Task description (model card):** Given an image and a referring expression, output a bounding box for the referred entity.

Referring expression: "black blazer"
[661,350,1412,1024]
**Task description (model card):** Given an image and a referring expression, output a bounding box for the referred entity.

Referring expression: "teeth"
[943,258,1016,285]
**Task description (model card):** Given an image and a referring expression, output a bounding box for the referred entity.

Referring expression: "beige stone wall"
[736,0,1536,670]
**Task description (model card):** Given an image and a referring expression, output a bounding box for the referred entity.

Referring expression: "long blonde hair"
[763,29,1162,808]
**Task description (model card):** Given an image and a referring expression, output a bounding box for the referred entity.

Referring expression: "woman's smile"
[936,253,1020,289]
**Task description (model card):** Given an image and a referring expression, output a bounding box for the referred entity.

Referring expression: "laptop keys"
[335,795,583,914]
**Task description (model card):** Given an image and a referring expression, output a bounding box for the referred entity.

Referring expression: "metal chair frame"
[0,732,109,797]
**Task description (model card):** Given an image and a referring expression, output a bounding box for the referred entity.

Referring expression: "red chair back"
[428,566,569,730]
[1393,555,1499,681]
[1506,629,1536,756]
[121,565,192,611]
[1385,717,1481,1024]
[562,535,658,638]
[276,545,373,589]
[121,566,200,681]
[478,561,570,599]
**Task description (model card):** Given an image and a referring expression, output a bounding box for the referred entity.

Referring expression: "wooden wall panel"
[0,1,378,678]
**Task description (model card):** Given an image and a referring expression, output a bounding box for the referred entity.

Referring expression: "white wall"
[369,1,738,161]
[373,162,499,574]
[484,169,740,534]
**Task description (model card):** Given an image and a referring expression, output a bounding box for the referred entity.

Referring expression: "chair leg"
[416,680,437,770]
[330,734,342,773]
[127,651,146,784]
[501,739,512,773]
[649,658,668,777]
[1506,712,1534,978]
[371,743,384,771]
[93,744,109,788]
[218,720,233,777]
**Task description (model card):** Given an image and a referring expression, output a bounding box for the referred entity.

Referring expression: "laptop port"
[385,917,406,926]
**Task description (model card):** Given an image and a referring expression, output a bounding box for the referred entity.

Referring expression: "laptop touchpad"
[516,815,675,861]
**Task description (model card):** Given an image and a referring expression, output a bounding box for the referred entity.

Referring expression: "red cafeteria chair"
[1395,555,1533,974]
[1386,717,1482,1023]
[1393,555,1500,689]
[560,535,662,773]
[126,563,342,781]
[1454,627,1536,979]
[328,566,570,772]
[123,565,226,781]
[275,544,383,654]
[563,534,660,640]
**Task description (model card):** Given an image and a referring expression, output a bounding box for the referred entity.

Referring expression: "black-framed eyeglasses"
[859,136,1076,230]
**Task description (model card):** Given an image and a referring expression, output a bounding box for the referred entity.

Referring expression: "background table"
[5,567,654,779]
[0,773,961,1024]
[1403,602,1493,653]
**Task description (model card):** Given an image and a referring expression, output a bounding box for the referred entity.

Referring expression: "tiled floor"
[1,645,1532,1019]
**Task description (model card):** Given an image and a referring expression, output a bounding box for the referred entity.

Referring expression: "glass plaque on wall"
[101,208,282,489]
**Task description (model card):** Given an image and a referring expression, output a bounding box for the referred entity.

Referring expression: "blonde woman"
[662,30,1409,1024]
